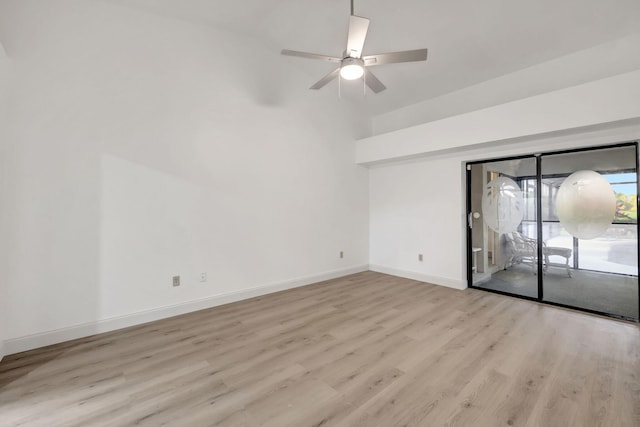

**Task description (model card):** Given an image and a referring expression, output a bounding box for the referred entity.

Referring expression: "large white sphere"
[555,170,616,240]
[481,177,524,234]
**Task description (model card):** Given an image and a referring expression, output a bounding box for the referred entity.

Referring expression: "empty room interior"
[0,0,639,426]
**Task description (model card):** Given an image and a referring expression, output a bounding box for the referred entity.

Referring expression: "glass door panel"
[540,145,639,319]
[468,157,539,299]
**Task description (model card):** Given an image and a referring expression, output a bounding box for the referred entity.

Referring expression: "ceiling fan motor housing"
[342,57,364,66]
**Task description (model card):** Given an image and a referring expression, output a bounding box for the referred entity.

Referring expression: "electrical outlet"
[200,272,207,282]
[340,251,344,259]
[418,254,423,262]
[172,275,180,287]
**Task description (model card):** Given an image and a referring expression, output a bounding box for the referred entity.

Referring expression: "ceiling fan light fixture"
[340,58,364,80]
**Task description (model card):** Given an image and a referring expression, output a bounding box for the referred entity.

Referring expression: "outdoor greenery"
[615,192,637,221]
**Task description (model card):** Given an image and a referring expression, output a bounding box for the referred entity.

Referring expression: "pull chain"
[363,70,366,96]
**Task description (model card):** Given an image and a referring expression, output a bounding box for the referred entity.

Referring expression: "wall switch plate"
[340,251,344,258]
[173,275,180,287]
[418,254,423,262]
[200,272,207,282]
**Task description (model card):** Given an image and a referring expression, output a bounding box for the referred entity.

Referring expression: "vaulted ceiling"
[102,0,640,117]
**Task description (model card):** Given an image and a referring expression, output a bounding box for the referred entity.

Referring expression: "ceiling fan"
[281,0,428,93]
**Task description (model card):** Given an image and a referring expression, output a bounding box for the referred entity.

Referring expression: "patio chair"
[504,231,572,277]
[504,232,538,273]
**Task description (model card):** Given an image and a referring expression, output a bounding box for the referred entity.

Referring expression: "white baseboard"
[0,340,4,362]
[369,264,466,290]
[4,264,369,356]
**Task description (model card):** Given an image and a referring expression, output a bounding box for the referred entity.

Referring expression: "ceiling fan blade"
[346,15,370,58]
[364,69,386,93]
[363,48,428,66]
[310,68,340,90]
[281,49,342,63]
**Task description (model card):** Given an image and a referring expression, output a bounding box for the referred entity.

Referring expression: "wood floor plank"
[1,271,638,426]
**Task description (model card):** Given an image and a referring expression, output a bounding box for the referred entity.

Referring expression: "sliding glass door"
[539,145,638,319]
[467,143,639,321]
[467,156,540,299]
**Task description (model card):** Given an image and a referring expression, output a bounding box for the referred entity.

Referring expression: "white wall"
[369,155,466,289]
[0,39,9,360]
[371,34,640,136]
[0,0,370,354]
[357,70,640,165]
[369,123,640,290]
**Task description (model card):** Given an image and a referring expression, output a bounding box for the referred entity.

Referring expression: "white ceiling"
[103,0,640,116]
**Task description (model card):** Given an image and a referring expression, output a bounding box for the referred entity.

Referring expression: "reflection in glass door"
[467,142,639,321]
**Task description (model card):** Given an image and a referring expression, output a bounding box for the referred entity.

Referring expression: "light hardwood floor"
[1,271,639,426]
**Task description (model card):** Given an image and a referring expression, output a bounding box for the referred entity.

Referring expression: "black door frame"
[465,141,640,322]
